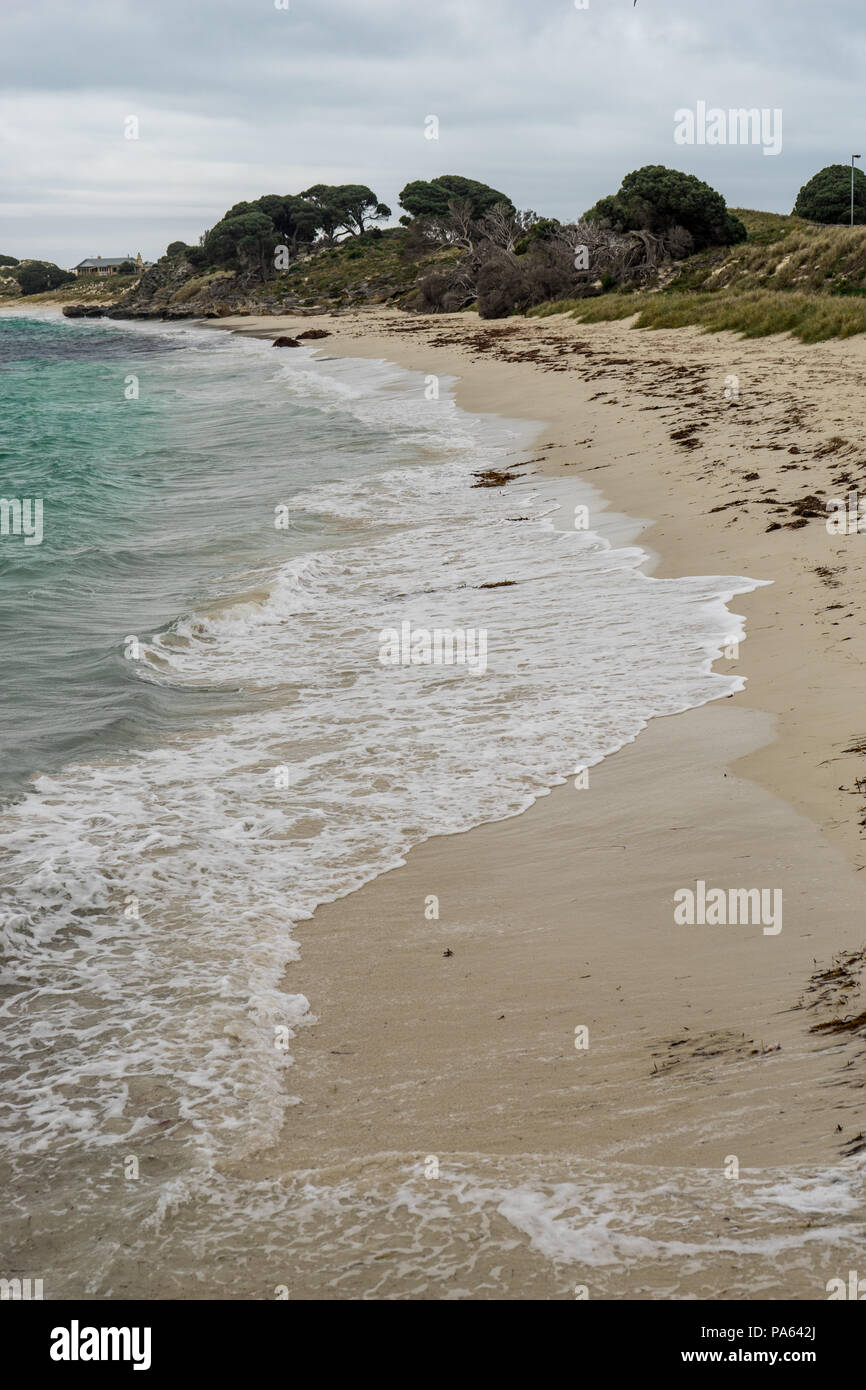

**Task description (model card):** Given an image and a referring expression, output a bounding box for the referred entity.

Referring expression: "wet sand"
[210,307,866,1298]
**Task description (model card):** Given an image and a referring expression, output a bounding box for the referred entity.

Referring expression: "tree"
[793,164,866,224]
[434,197,479,249]
[410,207,677,320]
[223,201,256,217]
[117,260,137,274]
[0,254,19,267]
[300,184,391,240]
[514,217,560,254]
[481,205,540,252]
[399,174,515,221]
[333,185,391,235]
[253,194,320,251]
[16,261,75,295]
[202,210,280,277]
[586,166,746,250]
[297,186,341,243]
[165,241,189,258]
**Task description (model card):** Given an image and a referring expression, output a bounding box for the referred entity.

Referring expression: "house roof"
[75,257,135,268]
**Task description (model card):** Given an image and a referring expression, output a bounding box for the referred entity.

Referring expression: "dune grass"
[528,212,866,341]
[529,289,866,342]
[0,273,141,305]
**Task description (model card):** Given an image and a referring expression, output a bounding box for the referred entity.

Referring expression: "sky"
[2,0,866,267]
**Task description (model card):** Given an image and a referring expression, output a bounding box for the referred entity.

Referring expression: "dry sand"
[209,307,866,1297]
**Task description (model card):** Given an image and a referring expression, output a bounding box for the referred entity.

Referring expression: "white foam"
[0,334,762,1189]
[62,1152,866,1298]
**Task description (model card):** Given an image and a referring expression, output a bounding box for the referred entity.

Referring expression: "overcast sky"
[2,0,865,266]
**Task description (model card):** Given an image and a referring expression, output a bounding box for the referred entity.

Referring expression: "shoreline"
[8,303,865,1297]
[215,306,866,874]
[202,307,866,1295]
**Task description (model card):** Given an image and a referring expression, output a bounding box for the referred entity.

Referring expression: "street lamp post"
[852,155,862,226]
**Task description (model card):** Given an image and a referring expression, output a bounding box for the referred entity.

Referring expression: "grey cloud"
[2,0,866,264]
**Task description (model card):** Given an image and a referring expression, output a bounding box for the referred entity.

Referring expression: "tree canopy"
[202,209,280,277]
[16,261,75,295]
[793,164,866,225]
[193,184,391,275]
[586,166,747,250]
[300,184,391,239]
[254,194,321,247]
[398,175,515,221]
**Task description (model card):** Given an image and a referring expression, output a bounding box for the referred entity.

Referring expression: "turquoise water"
[0,312,408,797]
[0,310,774,1296]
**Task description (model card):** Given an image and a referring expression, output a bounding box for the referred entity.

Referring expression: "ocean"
[2,309,856,1298]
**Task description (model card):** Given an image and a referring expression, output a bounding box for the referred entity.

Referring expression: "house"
[73,252,144,277]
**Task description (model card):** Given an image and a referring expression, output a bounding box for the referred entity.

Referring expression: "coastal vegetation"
[530,210,866,342]
[0,268,140,305]
[397,175,514,221]
[177,184,394,278]
[585,165,748,249]
[0,258,75,296]
[10,163,866,341]
[793,163,866,225]
[402,166,746,317]
[93,164,742,321]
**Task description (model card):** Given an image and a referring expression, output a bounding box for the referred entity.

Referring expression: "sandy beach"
[12,0,866,1341]
[6,301,866,1301]
[193,307,866,1297]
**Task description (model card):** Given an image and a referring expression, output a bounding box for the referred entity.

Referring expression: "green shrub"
[16,261,75,295]
[794,164,866,225]
[399,174,515,220]
[587,165,747,250]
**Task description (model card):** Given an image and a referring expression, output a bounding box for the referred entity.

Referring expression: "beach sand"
[209,307,866,1298]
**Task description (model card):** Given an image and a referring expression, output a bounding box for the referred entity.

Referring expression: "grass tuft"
[528,213,866,342]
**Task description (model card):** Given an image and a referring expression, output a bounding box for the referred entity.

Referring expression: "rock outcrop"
[107,240,414,321]
[62,304,111,318]
[106,255,315,321]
